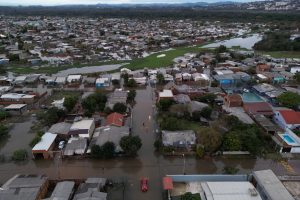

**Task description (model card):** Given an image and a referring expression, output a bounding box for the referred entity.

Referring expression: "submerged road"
[0,85,299,200]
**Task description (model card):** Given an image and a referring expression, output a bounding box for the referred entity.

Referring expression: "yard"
[259,51,300,59]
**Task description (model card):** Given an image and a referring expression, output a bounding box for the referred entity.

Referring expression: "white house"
[277,129,300,153]
[158,90,174,101]
[290,66,300,74]
[274,110,300,130]
[67,75,82,83]
[68,119,95,138]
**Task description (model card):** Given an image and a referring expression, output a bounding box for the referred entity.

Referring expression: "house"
[44,181,75,200]
[162,130,196,148]
[105,112,124,127]
[158,90,174,101]
[63,137,87,156]
[0,93,35,104]
[253,114,281,135]
[4,104,28,115]
[0,174,48,200]
[174,94,191,104]
[91,126,130,152]
[68,119,95,138]
[67,75,82,83]
[274,110,300,130]
[224,94,243,107]
[107,90,128,109]
[256,63,270,72]
[55,76,66,85]
[51,98,65,110]
[290,66,300,74]
[187,101,209,114]
[48,122,72,138]
[83,77,96,86]
[243,102,274,116]
[252,170,295,200]
[96,77,110,88]
[73,178,107,200]
[32,132,57,159]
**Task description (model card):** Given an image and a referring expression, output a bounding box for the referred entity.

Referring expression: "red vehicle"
[140,178,148,192]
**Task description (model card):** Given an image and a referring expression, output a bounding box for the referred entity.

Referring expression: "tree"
[192,111,202,121]
[120,136,142,156]
[127,90,136,103]
[222,132,241,151]
[101,142,116,159]
[157,73,165,84]
[12,149,28,161]
[181,192,201,200]
[63,95,78,112]
[122,73,129,86]
[37,107,65,126]
[0,110,10,120]
[278,92,300,109]
[91,145,103,159]
[200,107,212,119]
[294,72,300,83]
[126,79,137,87]
[113,103,127,114]
[215,45,227,53]
[157,99,175,112]
[82,92,107,113]
[197,127,222,153]
[112,79,120,85]
[0,124,9,139]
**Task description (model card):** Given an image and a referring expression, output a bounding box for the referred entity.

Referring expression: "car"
[58,141,65,150]
[140,178,148,192]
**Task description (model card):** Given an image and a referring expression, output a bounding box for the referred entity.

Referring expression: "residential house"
[44,181,75,200]
[105,112,124,127]
[274,110,300,130]
[64,137,87,156]
[68,119,95,138]
[162,130,196,149]
[67,75,82,84]
[224,94,243,107]
[96,78,110,88]
[107,90,128,109]
[73,178,107,200]
[243,102,274,116]
[174,94,191,104]
[4,104,28,115]
[158,90,174,102]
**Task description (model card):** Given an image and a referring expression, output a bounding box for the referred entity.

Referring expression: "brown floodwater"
[0,85,298,200]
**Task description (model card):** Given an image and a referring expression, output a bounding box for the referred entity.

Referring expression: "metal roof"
[253,170,294,200]
[32,132,57,151]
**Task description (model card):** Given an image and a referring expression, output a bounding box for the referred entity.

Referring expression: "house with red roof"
[105,112,124,127]
[243,102,274,117]
[274,110,300,130]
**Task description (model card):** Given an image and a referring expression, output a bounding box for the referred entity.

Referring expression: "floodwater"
[0,86,298,199]
[53,64,127,76]
[203,34,262,49]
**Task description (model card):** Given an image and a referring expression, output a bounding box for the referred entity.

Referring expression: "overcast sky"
[0,0,260,6]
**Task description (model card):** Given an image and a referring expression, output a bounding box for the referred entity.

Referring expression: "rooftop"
[278,110,300,124]
[32,132,57,151]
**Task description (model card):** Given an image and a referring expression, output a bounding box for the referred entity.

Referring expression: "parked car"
[58,141,65,149]
[140,178,148,192]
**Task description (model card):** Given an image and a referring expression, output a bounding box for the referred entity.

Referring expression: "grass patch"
[124,46,211,70]
[259,51,300,59]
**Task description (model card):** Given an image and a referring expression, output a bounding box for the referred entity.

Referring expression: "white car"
[58,141,65,150]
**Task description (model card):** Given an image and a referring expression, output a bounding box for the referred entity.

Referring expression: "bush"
[82,92,107,114]
[120,136,142,156]
[181,192,201,200]
[195,93,216,103]
[200,107,212,119]
[101,142,116,159]
[127,90,136,103]
[154,139,162,151]
[0,110,10,120]
[63,95,78,112]
[223,166,239,174]
[12,149,28,161]
[157,99,175,112]
[196,145,205,158]
[91,145,103,159]
[0,124,9,139]
[222,132,241,151]
[112,79,120,85]
[126,79,137,87]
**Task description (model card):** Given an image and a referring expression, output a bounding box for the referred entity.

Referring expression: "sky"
[0,0,260,6]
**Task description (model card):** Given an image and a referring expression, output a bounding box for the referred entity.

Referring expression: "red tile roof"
[278,110,300,124]
[105,112,124,127]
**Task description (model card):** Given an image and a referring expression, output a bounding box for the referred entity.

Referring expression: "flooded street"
[0,86,299,199]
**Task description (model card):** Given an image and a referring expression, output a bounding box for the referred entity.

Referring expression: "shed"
[4,104,28,115]
[45,181,75,200]
[32,132,57,159]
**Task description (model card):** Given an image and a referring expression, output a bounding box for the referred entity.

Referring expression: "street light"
[182,154,186,175]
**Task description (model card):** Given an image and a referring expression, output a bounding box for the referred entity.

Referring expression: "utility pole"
[182,154,186,175]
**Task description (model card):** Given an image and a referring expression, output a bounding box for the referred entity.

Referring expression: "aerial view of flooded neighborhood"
[0,0,300,199]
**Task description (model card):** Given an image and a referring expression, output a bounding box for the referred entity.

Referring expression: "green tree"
[126,79,137,87]
[196,145,205,158]
[37,107,65,126]
[120,136,142,156]
[12,149,28,161]
[91,145,103,159]
[0,124,9,139]
[200,107,212,119]
[157,73,165,84]
[192,111,202,121]
[0,110,10,120]
[82,92,107,113]
[222,132,241,151]
[112,79,120,85]
[63,95,78,112]
[127,90,136,103]
[157,99,175,112]
[113,103,127,114]
[122,73,129,86]
[101,142,116,159]
[196,93,216,103]
[197,127,222,153]
[181,192,201,200]
[215,45,227,53]
[277,92,300,109]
